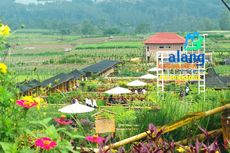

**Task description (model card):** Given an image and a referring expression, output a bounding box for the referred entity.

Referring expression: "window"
[159,46,164,49]
[167,45,171,49]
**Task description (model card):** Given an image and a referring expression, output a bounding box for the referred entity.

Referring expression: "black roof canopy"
[205,68,228,89]
[224,58,230,65]
[81,60,120,74]
[18,79,41,93]
[220,76,230,86]
[41,73,73,88]
[68,69,85,79]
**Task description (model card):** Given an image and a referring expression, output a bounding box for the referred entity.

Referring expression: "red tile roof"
[144,32,185,44]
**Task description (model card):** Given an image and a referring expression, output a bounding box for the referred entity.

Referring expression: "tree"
[80,20,95,35]
[59,29,71,40]
[219,11,230,30]
[135,23,150,34]
[103,27,121,35]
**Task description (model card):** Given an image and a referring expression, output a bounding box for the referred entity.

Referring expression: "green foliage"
[108,106,137,124]
[0,73,22,142]
[117,80,128,87]
[58,54,86,64]
[219,11,230,30]
[46,93,64,104]
[0,142,18,153]
[135,23,150,34]
[0,0,225,32]
[96,100,105,106]
[135,89,225,141]
[215,65,230,76]
[26,123,83,153]
[81,20,96,35]
[76,41,142,49]
[47,91,80,104]
[103,27,121,35]
[87,83,97,92]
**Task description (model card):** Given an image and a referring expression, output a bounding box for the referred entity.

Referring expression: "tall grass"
[133,89,229,141]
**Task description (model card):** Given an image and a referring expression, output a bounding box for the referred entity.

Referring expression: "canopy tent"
[58,102,94,114]
[140,74,157,80]
[104,86,132,95]
[147,67,163,72]
[127,80,147,87]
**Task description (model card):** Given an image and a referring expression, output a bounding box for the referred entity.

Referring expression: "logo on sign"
[168,50,205,66]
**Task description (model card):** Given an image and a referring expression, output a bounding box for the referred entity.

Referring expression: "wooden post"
[221,109,230,143]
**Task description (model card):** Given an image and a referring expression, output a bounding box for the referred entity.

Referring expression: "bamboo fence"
[94,104,230,152]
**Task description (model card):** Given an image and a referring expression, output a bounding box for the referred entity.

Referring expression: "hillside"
[0,0,229,33]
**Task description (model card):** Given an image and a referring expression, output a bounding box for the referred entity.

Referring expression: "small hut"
[41,73,73,94]
[81,60,120,77]
[18,79,41,96]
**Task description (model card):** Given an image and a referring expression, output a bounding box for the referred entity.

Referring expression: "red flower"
[16,100,37,109]
[85,136,105,144]
[35,137,57,150]
[54,115,73,125]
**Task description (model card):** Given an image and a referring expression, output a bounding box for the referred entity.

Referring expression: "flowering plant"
[0,62,7,74]
[0,23,10,76]
[0,24,10,36]
[16,96,45,109]
[35,137,57,150]
[16,99,37,109]
[0,23,10,53]
[54,115,73,125]
[97,124,225,153]
[86,135,105,144]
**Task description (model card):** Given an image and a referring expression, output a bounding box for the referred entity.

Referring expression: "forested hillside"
[0,0,230,34]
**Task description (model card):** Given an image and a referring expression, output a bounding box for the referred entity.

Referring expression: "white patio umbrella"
[58,102,94,114]
[127,80,147,87]
[147,67,163,72]
[140,74,158,80]
[104,86,132,95]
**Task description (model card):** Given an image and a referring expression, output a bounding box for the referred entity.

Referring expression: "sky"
[15,0,47,4]
[14,0,72,5]
[14,0,139,5]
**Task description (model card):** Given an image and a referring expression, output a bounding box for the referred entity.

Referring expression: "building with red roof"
[144,32,185,62]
